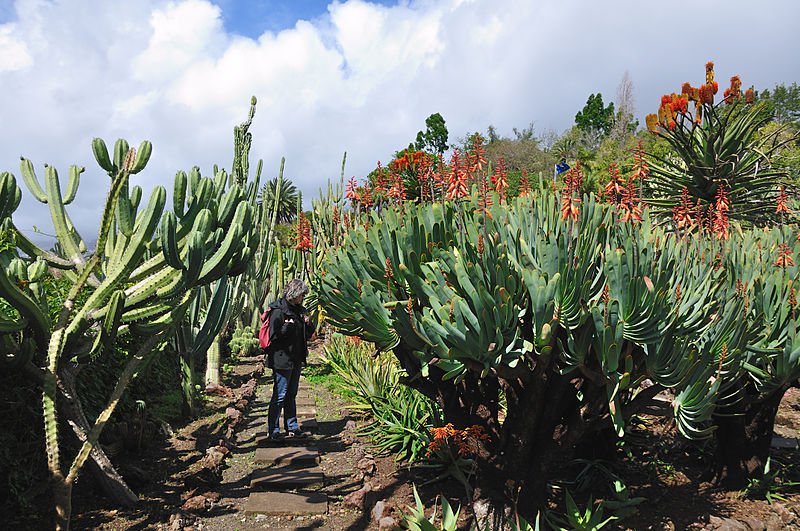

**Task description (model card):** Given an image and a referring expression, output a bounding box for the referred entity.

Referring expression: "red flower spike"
[345,176,360,203]
[492,158,509,201]
[294,212,313,251]
[672,187,694,230]
[605,163,624,204]
[712,184,730,240]
[775,243,795,268]
[745,87,755,104]
[446,149,469,201]
[776,186,791,215]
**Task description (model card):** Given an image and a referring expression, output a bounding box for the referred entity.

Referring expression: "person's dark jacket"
[265,297,314,370]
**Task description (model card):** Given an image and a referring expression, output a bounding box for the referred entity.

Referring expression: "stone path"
[243,378,330,517]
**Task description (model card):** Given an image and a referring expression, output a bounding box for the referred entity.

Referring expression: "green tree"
[414,112,449,156]
[575,93,616,137]
[259,176,298,224]
[758,82,800,123]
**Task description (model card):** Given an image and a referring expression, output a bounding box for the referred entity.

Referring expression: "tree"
[609,71,639,142]
[414,112,449,156]
[259,176,298,224]
[575,93,616,137]
[758,82,800,123]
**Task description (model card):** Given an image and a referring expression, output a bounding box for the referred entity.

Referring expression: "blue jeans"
[267,367,301,435]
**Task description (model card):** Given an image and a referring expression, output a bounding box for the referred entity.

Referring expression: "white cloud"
[133,0,227,84]
[0,0,798,248]
[0,24,32,71]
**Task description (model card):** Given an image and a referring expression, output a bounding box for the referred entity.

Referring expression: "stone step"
[251,464,324,490]
[297,407,317,418]
[244,491,327,515]
[295,396,316,407]
[257,433,322,447]
[255,446,320,466]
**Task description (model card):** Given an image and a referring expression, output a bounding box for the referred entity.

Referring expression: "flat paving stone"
[256,434,322,447]
[251,464,324,490]
[244,491,327,515]
[255,446,320,465]
[297,407,317,418]
[295,396,316,406]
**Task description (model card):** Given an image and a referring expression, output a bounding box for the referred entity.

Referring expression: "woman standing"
[265,279,315,440]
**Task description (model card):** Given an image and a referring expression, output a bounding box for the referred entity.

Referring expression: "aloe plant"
[644,63,794,225]
[317,191,798,523]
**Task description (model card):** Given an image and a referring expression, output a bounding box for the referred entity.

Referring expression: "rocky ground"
[51,351,800,531]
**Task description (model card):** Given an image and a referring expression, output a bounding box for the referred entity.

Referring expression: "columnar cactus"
[0,135,255,530]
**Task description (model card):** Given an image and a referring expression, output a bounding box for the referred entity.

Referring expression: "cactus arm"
[191,275,230,356]
[62,165,83,205]
[41,165,84,264]
[116,181,134,237]
[173,170,187,217]
[89,290,125,357]
[197,224,243,283]
[11,225,74,268]
[64,181,164,339]
[160,211,182,269]
[19,158,48,203]
[129,141,152,174]
[0,171,22,218]
[0,262,49,346]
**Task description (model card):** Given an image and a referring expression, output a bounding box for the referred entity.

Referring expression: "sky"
[1,0,799,247]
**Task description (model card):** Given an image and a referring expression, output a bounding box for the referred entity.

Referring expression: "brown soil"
[51,356,800,530]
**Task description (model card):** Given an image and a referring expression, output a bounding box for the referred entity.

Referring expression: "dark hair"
[283,279,309,301]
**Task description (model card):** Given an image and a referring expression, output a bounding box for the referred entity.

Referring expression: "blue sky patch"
[212,0,400,38]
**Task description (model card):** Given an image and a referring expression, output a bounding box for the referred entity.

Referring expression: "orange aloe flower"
[775,243,795,268]
[294,212,313,251]
[345,176,360,203]
[604,163,624,203]
[672,187,694,230]
[446,149,469,201]
[561,191,581,222]
[776,186,791,215]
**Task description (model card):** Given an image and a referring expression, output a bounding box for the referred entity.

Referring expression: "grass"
[303,360,360,402]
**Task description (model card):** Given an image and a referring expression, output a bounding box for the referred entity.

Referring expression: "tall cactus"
[317,193,798,520]
[191,96,286,388]
[0,135,255,529]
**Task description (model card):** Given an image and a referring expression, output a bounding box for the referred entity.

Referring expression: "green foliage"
[545,491,617,531]
[575,93,615,137]
[322,334,437,461]
[259,176,299,224]
[318,189,800,513]
[414,112,450,155]
[741,456,800,504]
[758,82,800,123]
[401,485,461,531]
